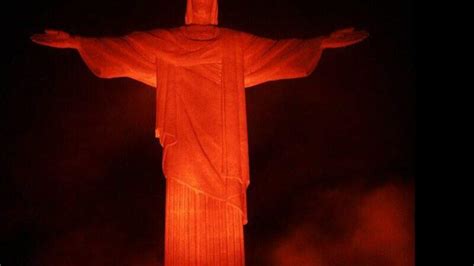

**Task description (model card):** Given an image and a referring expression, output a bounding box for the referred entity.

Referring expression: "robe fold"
[76,25,323,264]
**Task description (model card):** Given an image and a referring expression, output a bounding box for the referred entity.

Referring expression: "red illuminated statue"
[32,0,368,264]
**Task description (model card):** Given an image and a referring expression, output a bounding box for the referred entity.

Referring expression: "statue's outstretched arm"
[31,29,157,88]
[242,28,368,88]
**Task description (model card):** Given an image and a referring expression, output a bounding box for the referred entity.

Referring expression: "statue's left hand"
[322,27,369,49]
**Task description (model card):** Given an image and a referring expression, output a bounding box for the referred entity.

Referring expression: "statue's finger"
[31,36,50,45]
[341,31,368,41]
[355,31,369,42]
[45,29,60,34]
[31,34,57,45]
[347,34,369,44]
[331,27,355,38]
[337,27,355,33]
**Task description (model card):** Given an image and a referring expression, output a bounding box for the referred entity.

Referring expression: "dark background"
[1,0,414,265]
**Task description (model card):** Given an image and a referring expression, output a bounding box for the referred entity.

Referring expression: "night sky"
[2,0,414,265]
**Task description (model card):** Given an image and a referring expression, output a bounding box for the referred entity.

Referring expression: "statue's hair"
[185,0,218,25]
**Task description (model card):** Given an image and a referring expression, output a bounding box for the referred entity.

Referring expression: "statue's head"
[185,0,218,25]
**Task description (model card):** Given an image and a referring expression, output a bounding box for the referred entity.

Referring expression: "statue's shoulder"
[142,27,181,37]
[218,27,255,41]
[218,27,246,35]
[124,27,184,45]
[134,26,257,43]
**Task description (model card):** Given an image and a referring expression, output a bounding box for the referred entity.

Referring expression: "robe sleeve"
[242,33,325,88]
[76,31,166,88]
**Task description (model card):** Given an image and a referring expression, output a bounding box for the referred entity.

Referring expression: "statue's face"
[192,0,213,17]
[191,0,214,24]
[186,0,217,25]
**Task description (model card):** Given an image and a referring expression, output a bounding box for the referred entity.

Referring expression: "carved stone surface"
[31,0,367,264]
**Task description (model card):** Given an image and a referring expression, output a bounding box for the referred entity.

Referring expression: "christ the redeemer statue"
[31,0,368,264]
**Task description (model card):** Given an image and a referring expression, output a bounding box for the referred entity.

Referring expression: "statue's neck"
[181,24,220,40]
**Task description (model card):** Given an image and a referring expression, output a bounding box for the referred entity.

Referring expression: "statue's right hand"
[31,29,79,49]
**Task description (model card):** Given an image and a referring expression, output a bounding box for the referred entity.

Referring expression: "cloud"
[269,181,414,266]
